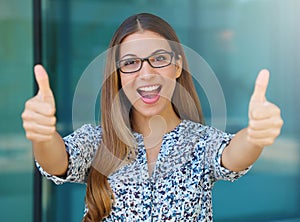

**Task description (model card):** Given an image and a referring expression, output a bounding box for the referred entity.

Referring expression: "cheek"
[160,66,178,97]
[120,75,138,103]
[160,78,177,101]
[120,74,134,92]
[163,65,179,80]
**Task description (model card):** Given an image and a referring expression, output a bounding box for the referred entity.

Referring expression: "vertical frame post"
[33,0,42,221]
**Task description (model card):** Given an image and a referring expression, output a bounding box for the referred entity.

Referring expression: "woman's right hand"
[22,65,56,143]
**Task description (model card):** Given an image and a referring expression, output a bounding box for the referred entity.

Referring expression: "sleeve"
[35,124,102,185]
[204,126,251,183]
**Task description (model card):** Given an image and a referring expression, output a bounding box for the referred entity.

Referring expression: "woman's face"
[118,30,182,120]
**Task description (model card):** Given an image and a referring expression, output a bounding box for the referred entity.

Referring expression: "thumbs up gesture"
[247,69,283,148]
[22,65,56,142]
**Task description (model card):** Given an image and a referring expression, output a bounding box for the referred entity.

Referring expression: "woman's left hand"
[247,69,284,148]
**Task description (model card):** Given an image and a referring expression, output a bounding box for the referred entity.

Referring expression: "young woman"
[22,13,283,221]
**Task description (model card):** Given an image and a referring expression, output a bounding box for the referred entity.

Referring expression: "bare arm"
[222,128,264,172]
[22,65,68,176]
[32,132,68,176]
[221,70,284,172]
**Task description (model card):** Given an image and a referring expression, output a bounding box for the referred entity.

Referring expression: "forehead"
[119,31,171,57]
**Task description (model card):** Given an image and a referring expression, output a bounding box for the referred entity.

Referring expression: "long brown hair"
[83,13,204,221]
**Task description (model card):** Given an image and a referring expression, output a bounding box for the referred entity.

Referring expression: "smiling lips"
[137,84,162,104]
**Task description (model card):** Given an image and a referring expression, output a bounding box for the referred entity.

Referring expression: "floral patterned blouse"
[36,120,250,221]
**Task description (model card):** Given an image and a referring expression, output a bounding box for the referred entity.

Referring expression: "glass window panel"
[0,0,33,221]
[41,0,300,221]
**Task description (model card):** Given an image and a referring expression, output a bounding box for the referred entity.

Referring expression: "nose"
[138,60,155,79]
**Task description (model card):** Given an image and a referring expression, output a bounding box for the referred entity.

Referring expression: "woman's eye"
[123,59,137,66]
[154,55,167,61]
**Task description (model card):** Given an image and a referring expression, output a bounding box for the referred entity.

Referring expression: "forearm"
[221,128,264,172]
[33,131,68,176]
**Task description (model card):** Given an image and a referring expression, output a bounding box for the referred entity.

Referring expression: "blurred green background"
[1,0,300,221]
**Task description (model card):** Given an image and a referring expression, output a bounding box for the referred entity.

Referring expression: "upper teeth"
[138,85,160,92]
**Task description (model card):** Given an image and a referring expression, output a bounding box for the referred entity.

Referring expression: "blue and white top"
[36,120,250,221]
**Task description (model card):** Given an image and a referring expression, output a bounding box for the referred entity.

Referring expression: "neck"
[133,111,180,150]
[132,109,181,137]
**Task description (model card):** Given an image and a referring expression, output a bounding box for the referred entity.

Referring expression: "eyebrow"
[120,49,170,60]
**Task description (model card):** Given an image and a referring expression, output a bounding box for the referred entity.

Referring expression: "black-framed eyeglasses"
[117,51,175,74]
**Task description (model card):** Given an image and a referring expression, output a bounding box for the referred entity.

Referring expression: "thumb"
[251,69,270,103]
[34,65,54,104]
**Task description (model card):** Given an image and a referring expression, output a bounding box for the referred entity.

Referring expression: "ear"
[175,55,183,79]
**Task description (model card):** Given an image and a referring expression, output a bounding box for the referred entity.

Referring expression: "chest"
[107,155,212,221]
[106,133,214,221]
[145,141,161,176]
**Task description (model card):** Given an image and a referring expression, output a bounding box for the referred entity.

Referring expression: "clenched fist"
[247,69,284,147]
[22,65,56,142]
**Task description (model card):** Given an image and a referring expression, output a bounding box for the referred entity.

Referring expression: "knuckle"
[248,120,255,128]
[25,132,32,140]
[46,106,56,116]
[25,99,34,109]
[47,108,54,116]
[275,106,281,115]
[48,116,56,126]
[24,100,30,108]
[274,129,281,137]
[267,138,275,146]
[23,122,31,130]
[21,111,27,120]
[273,118,284,128]
[22,121,28,130]
[22,111,32,121]
[261,136,274,146]
[279,118,284,127]
[49,126,56,134]
[22,110,36,121]
[51,116,57,125]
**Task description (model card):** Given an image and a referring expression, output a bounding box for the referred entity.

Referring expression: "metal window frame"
[33,0,42,221]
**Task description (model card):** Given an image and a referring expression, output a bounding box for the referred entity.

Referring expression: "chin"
[132,98,171,118]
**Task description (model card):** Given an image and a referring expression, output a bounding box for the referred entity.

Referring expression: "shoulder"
[63,124,102,143]
[180,119,209,136]
[181,119,232,140]
[68,124,101,135]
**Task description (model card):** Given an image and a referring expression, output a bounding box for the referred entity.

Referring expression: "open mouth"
[137,84,162,104]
